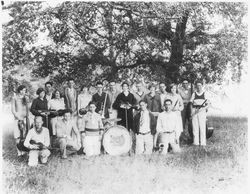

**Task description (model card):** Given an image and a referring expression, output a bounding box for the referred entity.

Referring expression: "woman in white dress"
[166,84,184,142]
[77,85,92,117]
[48,90,65,135]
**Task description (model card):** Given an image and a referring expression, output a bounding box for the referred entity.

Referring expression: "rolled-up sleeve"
[156,114,163,133]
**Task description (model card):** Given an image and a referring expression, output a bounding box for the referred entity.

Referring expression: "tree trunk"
[167,11,189,83]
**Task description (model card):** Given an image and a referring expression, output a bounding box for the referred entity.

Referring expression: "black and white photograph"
[1,1,248,193]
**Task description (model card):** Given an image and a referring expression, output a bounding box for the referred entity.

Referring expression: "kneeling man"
[55,109,81,159]
[78,102,104,156]
[133,100,156,154]
[24,116,50,166]
[154,99,181,154]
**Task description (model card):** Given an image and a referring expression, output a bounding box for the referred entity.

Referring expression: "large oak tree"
[2,1,247,88]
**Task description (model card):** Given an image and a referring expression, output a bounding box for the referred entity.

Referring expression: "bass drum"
[102,125,132,155]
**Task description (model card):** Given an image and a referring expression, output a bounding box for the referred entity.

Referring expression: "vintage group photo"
[1,1,248,194]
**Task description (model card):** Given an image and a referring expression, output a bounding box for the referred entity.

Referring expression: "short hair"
[121,82,129,87]
[45,81,53,87]
[182,80,188,84]
[169,83,176,89]
[148,84,156,90]
[80,85,88,91]
[88,101,96,106]
[159,82,166,86]
[52,90,61,99]
[109,80,116,84]
[164,99,172,105]
[68,78,74,82]
[17,85,26,93]
[36,88,45,95]
[34,116,43,122]
[139,100,147,105]
[195,80,203,85]
[96,81,103,86]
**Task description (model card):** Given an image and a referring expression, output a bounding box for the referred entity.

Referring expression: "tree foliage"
[2,1,247,89]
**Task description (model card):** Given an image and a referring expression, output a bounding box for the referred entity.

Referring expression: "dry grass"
[2,116,248,194]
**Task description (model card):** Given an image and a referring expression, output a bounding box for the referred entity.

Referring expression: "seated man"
[154,99,181,154]
[55,109,81,159]
[133,100,156,154]
[24,116,51,166]
[78,101,104,156]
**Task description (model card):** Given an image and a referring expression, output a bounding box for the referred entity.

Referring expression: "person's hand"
[31,144,39,150]
[40,112,47,116]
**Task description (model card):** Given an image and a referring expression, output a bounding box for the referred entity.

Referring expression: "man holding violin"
[24,116,51,166]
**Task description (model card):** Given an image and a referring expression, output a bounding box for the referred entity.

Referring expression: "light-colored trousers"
[192,109,206,145]
[158,132,180,154]
[28,149,50,166]
[83,135,101,156]
[175,111,183,138]
[51,116,62,136]
[136,134,153,154]
[58,138,80,156]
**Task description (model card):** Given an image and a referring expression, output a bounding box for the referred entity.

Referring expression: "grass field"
[2,116,248,194]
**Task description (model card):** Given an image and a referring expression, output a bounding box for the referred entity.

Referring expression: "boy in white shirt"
[154,99,181,154]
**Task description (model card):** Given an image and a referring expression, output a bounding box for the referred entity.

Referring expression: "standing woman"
[77,85,92,117]
[30,88,49,131]
[48,90,66,136]
[166,83,184,142]
[113,82,137,131]
[190,81,210,146]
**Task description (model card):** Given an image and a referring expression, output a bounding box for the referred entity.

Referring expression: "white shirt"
[24,127,50,148]
[48,98,65,110]
[159,92,168,107]
[55,119,79,140]
[156,111,178,133]
[139,110,150,133]
[78,93,92,109]
[80,112,103,130]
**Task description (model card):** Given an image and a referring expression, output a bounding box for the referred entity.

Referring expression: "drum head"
[102,125,131,155]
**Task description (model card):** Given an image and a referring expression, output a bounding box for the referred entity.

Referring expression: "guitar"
[191,99,208,117]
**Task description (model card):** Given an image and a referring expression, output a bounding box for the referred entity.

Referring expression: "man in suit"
[133,100,156,154]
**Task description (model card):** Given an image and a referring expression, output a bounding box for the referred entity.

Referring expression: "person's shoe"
[77,147,85,155]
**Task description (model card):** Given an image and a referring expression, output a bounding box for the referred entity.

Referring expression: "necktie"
[140,111,144,127]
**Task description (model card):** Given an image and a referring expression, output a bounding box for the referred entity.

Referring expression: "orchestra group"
[11,78,210,166]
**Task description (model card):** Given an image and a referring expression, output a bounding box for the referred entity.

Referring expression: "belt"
[138,131,151,135]
[193,105,205,108]
[162,131,175,134]
[85,128,100,132]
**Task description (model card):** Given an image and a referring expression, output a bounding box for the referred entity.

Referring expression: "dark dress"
[113,92,137,131]
[30,97,49,131]
[92,92,111,118]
